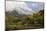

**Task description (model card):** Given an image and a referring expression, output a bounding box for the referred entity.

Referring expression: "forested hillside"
[5,10,44,30]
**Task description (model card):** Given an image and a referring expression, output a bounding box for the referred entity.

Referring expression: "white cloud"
[6,1,34,15]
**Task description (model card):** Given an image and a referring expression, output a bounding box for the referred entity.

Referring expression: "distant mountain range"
[6,1,44,16]
[6,10,32,16]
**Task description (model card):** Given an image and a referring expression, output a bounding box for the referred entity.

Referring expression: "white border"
[0,0,46,31]
[44,0,46,31]
[16,0,44,2]
[0,0,5,31]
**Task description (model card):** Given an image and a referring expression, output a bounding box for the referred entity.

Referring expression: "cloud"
[6,1,44,15]
[26,2,44,12]
[6,1,34,15]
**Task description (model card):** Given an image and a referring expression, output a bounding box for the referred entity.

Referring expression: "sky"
[26,2,44,12]
[6,1,44,15]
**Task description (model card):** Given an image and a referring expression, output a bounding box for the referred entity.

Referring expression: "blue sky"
[26,2,44,11]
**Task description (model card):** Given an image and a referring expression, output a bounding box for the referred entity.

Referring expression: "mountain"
[6,10,28,16]
[10,10,19,16]
[6,1,44,16]
[6,1,34,15]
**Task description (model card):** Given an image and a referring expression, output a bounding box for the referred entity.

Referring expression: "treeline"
[5,10,44,30]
